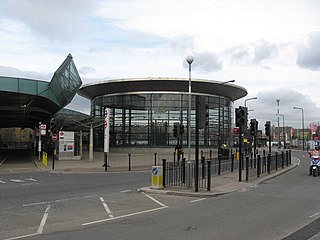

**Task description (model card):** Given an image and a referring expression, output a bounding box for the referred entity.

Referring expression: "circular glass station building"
[78,78,247,149]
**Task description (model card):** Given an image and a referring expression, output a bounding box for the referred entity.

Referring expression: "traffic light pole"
[254,135,257,159]
[194,96,200,192]
[238,126,242,182]
[269,135,271,154]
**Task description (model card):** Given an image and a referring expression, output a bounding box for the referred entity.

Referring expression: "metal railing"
[162,150,292,191]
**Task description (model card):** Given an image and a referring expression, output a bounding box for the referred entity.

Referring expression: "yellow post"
[42,151,48,168]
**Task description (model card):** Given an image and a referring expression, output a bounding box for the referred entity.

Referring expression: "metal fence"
[163,150,292,190]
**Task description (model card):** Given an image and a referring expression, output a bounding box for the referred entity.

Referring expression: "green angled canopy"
[0,54,82,128]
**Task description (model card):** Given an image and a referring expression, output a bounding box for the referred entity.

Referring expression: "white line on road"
[82,206,168,226]
[0,153,9,166]
[3,232,40,240]
[100,197,114,218]
[190,198,206,203]
[0,180,5,184]
[37,204,50,234]
[10,179,24,183]
[141,192,167,207]
[25,178,37,182]
[309,212,320,218]
[120,189,132,193]
[23,195,97,207]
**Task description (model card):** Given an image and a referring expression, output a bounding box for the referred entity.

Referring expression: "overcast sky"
[0,0,320,129]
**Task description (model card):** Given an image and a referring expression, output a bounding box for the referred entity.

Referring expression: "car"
[0,143,8,149]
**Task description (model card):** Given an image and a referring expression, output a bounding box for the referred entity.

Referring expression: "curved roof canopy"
[78,77,247,101]
[0,54,82,128]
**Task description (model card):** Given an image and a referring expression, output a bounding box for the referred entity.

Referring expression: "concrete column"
[89,124,93,161]
[79,130,83,159]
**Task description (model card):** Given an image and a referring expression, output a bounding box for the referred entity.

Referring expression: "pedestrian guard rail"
[162,150,292,191]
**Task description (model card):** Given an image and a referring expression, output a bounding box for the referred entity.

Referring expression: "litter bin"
[151,166,163,189]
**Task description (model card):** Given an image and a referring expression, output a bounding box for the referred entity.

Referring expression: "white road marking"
[309,212,320,218]
[3,232,40,240]
[190,198,206,203]
[37,205,50,234]
[100,197,114,218]
[10,179,24,183]
[25,178,37,182]
[0,180,5,184]
[120,189,132,193]
[141,192,167,207]
[82,206,168,226]
[0,153,9,166]
[23,195,97,207]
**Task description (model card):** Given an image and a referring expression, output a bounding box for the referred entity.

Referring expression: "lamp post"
[293,107,305,151]
[278,113,286,149]
[244,97,258,108]
[218,79,235,147]
[186,56,194,162]
[186,55,194,189]
[276,99,280,150]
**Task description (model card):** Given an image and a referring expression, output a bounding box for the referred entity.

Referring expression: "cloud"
[79,66,96,75]
[253,40,278,64]
[169,35,195,53]
[0,65,51,80]
[183,51,223,73]
[238,88,320,129]
[228,46,250,62]
[0,0,98,40]
[227,39,278,66]
[296,32,320,70]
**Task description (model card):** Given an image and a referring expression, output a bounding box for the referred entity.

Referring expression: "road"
[1,150,320,240]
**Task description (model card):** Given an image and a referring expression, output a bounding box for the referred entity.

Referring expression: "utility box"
[151,166,163,189]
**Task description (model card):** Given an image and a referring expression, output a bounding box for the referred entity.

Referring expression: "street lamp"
[276,99,280,149]
[186,55,194,165]
[278,113,286,149]
[293,107,305,151]
[218,79,235,147]
[244,97,258,108]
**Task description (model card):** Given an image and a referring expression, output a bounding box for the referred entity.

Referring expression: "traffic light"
[199,97,209,129]
[265,121,271,137]
[235,106,247,129]
[180,124,185,134]
[50,118,56,134]
[173,122,180,138]
[250,119,257,136]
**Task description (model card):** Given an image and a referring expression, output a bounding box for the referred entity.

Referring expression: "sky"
[0,0,320,129]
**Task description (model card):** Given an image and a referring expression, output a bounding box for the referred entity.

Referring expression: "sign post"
[104,108,110,172]
[51,133,57,170]
[38,122,43,161]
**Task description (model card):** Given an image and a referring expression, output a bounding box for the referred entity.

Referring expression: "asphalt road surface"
[1,150,320,240]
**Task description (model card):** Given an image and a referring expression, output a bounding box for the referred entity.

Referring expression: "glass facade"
[91,92,234,148]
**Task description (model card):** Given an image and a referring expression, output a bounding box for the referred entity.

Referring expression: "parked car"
[0,143,8,149]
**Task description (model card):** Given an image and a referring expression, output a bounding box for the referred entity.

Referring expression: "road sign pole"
[104,108,110,172]
[52,141,55,170]
[38,122,41,161]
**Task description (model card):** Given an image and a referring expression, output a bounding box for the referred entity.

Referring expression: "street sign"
[40,124,46,136]
[52,133,57,141]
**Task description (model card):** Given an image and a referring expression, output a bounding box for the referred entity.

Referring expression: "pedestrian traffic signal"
[199,97,209,129]
[180,124,185,134]
[173,123,180,138]
[265,121,271,137]
[250,119,257,136]
[50,118,56,134]
[235,106,247,129]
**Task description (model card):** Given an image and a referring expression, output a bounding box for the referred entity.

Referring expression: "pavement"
[30,150,300,198]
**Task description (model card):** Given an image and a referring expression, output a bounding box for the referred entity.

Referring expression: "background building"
[78,77,247,150]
